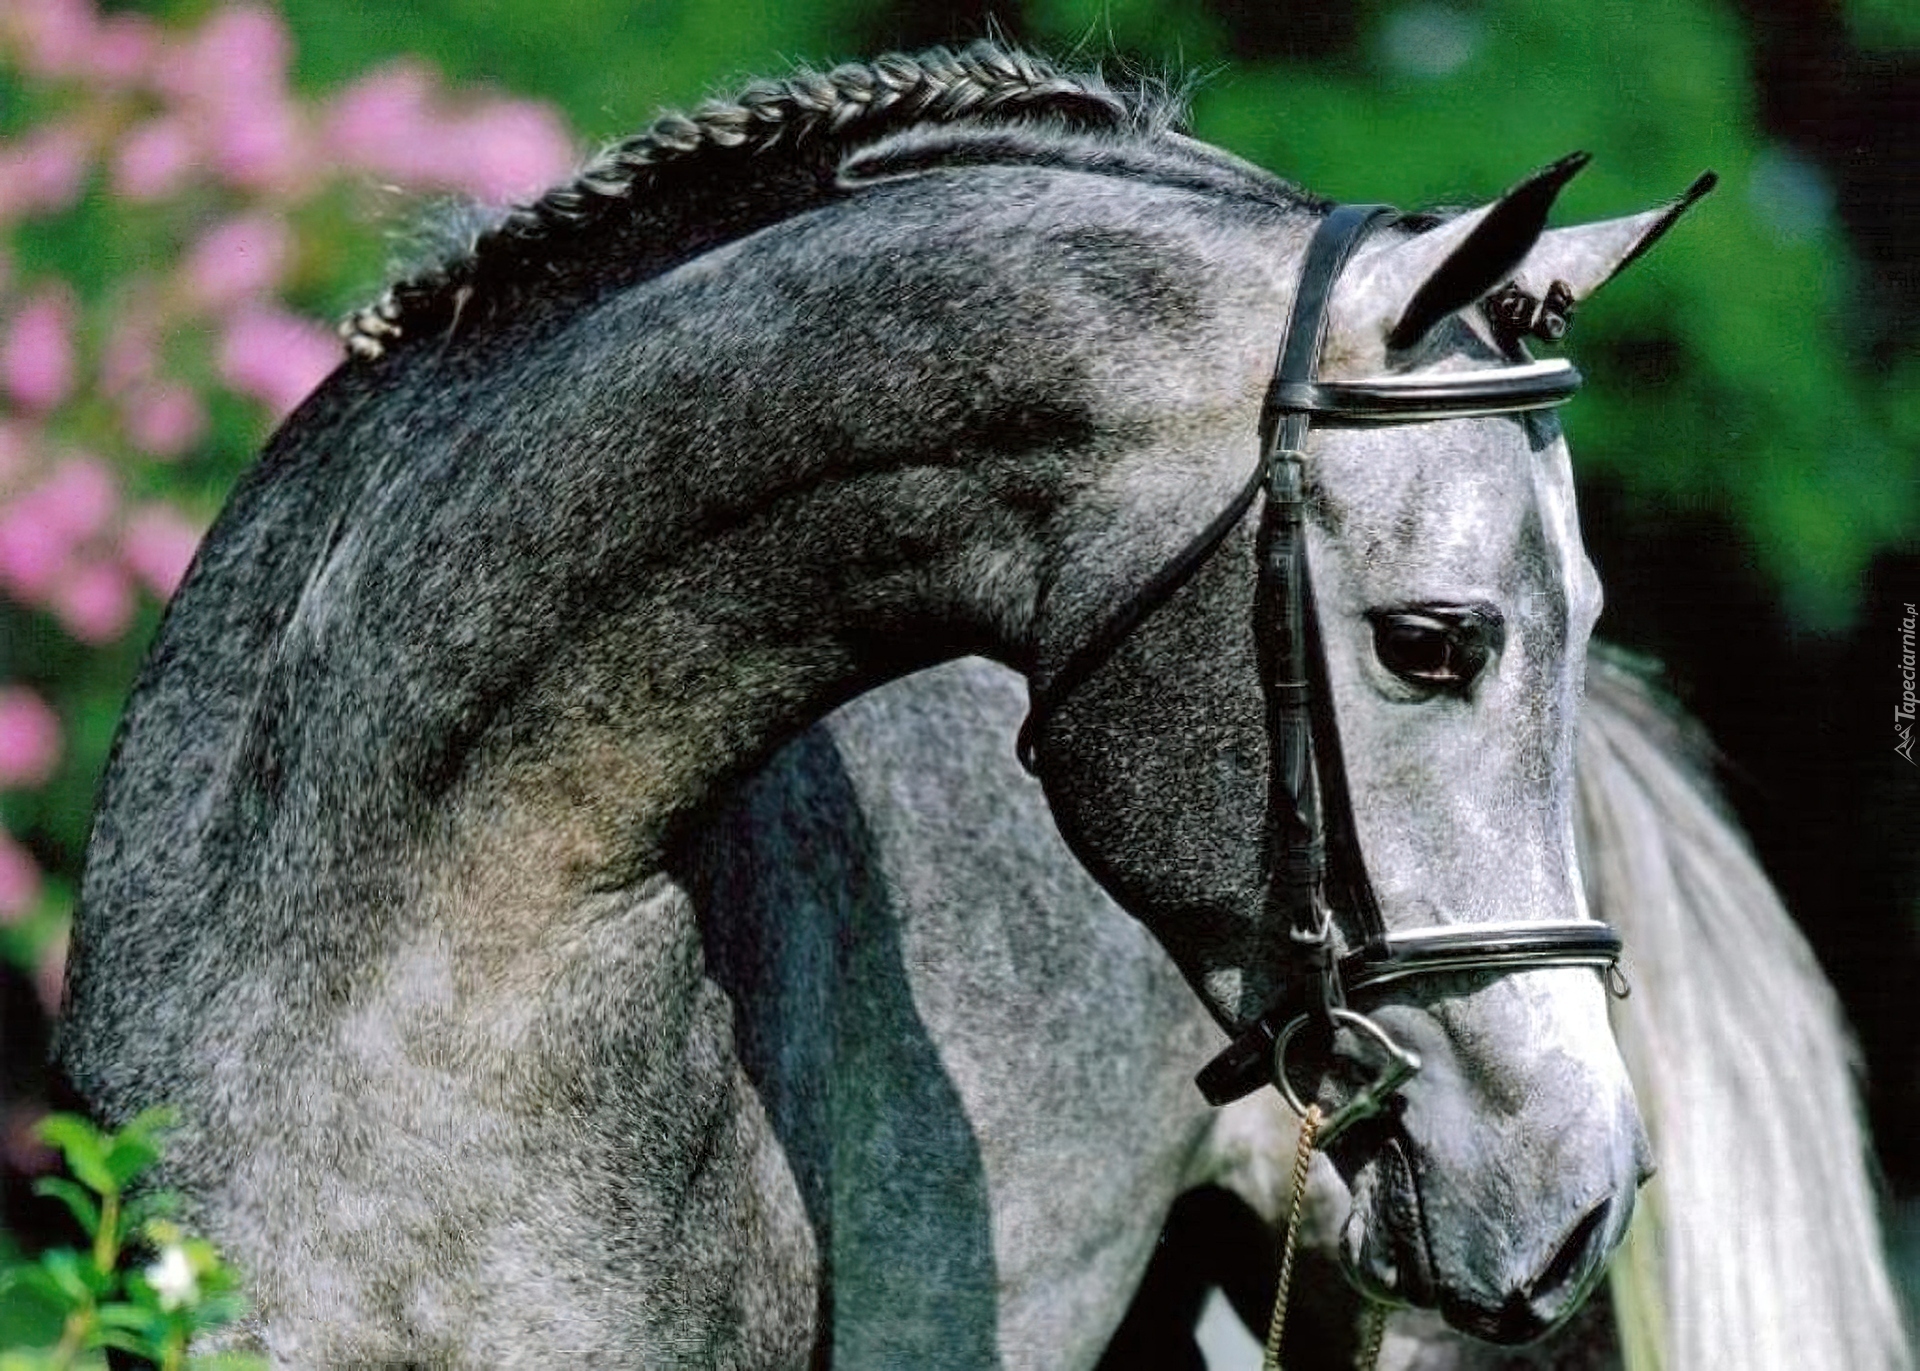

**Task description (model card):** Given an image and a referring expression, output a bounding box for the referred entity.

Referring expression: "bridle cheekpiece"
[1020,203,1625,1142]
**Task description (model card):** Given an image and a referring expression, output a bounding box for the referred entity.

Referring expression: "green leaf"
[0,1259,68,1336]
[1,1351,69,1371]
[36,1247,96,1304]
[35,1115,115,1196]
[117,1108,179,1153]
[1,1263,72,1319]
[32,1176,102,1236]
[121,1106,180,1140]
[91,1327,157,1357]
[96,1300,167,1335]
[104,1133,162,1189]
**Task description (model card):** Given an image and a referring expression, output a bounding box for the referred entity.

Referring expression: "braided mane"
[343,44,1170,360]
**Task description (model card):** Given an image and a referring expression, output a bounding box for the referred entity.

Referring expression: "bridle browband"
[1018,203,1623,1138]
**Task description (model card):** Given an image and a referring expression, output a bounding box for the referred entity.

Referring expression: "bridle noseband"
[1019,203,1623,1140]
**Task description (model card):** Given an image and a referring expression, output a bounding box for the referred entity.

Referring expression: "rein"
[1018,204,1626,1145]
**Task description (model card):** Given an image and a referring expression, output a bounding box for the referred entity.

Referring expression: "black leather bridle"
[1018,204,1624,1139]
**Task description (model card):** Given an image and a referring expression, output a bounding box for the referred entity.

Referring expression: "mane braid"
[342,43,1148,361]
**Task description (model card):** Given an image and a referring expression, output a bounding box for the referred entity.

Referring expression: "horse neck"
[435,409,1052,880]
[216,167,1292,974]
[291,247,1085,897]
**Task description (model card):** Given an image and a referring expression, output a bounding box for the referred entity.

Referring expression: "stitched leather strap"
[1256,207,1401,966]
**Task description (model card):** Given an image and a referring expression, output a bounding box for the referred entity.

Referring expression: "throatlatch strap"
[1015,463,1264,773]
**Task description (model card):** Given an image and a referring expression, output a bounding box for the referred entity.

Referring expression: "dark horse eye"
[1369,606,1504,692]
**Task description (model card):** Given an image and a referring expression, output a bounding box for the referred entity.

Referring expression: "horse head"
[1023,156,1711,1341]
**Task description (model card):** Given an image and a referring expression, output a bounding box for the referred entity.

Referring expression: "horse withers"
[56,45,1755,1366]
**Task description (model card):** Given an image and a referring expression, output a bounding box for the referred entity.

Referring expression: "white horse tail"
[1579,651,1912,1371]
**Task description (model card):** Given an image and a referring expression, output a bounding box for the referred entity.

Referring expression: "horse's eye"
[1369,606,1502,693]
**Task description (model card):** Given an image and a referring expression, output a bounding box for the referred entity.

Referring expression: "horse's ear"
[1501,170,1718,316]
[1324,153,1589,367]
[1325,158,1716,366]
[1384,153,1597,351]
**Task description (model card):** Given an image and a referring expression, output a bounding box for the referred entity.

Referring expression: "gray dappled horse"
[53,45,1906,1368]
[796,657,1909,1370]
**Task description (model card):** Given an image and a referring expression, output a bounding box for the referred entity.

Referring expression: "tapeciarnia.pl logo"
[1898,601,1917,765]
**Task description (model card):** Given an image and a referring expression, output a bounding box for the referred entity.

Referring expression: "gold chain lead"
[1260,1102,1389,1371]
[1355,1300,1387,1370]
[1262,1104,1322,1371]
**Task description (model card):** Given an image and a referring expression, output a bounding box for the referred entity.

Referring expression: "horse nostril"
[1528,1198,1612,1309]
[1447,1198,1618,1343]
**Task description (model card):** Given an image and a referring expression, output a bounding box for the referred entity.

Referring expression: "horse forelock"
[342,43,1192,362]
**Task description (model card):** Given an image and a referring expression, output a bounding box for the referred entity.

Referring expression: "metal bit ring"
[1273,1007,1423,1146]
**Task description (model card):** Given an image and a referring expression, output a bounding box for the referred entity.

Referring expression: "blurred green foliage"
[1187,1,1911,630]
[273,0,871,132]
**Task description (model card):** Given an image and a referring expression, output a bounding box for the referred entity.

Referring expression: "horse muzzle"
[1341,1145,1642,1342]
[1328,993,1652,1344]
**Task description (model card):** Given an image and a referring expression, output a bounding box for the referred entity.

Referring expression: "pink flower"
[182,213,290,311]
[210,96,304,192]
[323,62,439,177]
[0,828,41,923]
[2,288,77,412]
[121,382,207,459]
[112,116,198,202]
[121,502,203,597]
[51,558,135,643]
[0,454,115,601]
[0,124,91,223]
[100,310,159,396]
[447,101,574,203]
[29,455,118,543]
[156,5,306,192]
[324,64,571,201]
[86,12,158,88]
[0,687,61,789]
[164,4,291,103]
[218,305,339,417]
[0,502,69,601]
[7,0,95,80]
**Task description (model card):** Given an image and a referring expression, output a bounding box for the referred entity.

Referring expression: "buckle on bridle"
[1273,1007,1423,1147]
[1287,893,1343,1021]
